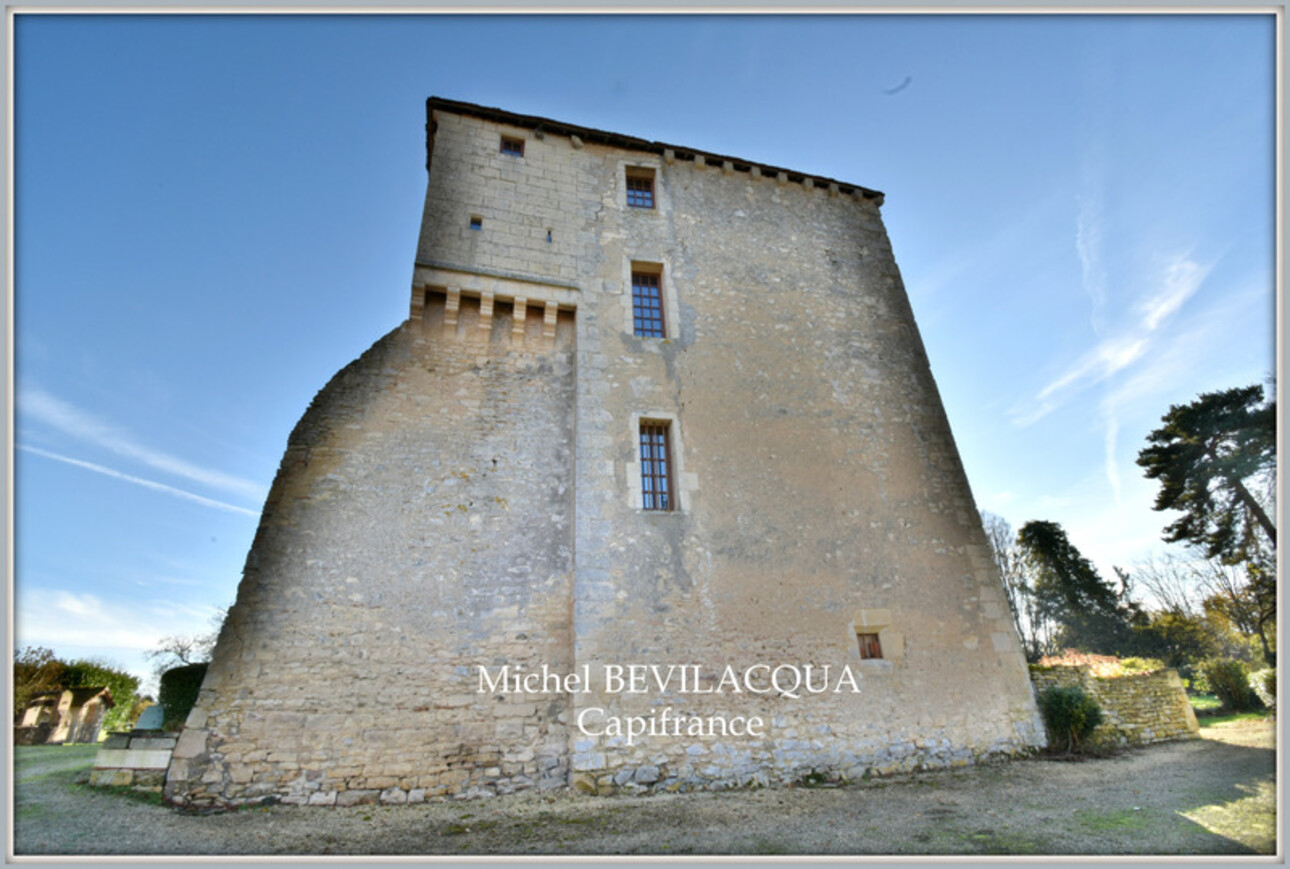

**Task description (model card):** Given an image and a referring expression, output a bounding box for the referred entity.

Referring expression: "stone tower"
[164,98,1045,808]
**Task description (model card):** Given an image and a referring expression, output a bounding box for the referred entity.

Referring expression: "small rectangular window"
[469,216,483,230]
[639,422,674,511]
[626,168,655,208]
[500,136,525,157]
[858,633,883,660]
[632,271,665,338]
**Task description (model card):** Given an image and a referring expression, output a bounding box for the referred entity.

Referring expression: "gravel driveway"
[11,718,1276,858]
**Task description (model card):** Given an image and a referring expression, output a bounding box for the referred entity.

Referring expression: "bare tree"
[981,511,1053,661]
[145,604,230,677]
[1131,551,1207,615]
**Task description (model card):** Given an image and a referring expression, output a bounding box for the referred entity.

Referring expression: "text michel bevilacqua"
[477,663,864,745]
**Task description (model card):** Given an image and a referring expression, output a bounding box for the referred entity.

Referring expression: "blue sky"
[11,13,1278,693]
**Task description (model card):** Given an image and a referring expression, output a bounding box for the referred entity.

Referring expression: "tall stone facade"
[164,98,1046,808]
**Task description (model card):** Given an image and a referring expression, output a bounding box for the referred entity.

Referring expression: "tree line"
[984,383,1276,678]
[12,646,144,734]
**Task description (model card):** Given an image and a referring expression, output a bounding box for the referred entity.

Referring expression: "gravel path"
[11,718,1276,858]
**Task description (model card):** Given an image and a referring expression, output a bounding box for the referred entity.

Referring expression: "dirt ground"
[10,718,1277,859]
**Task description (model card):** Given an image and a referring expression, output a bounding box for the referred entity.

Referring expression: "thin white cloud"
[1138,257,1208,331]
[1075,192,1107,332]
[1103,413,1122,505]
[1095,270,1256,513]
[19,388,266,502]
[1012,253,1213,427]
[18,444,260,517]
[1035,335,1150,402]
[15,589,224,690]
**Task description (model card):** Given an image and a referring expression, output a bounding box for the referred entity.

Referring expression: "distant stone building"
[16,686,113,745]
[164,98,1046,808]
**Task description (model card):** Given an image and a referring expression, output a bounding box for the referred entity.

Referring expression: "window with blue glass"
[639,422,674,511]
[632,271,665,338]
[500,135,525,157]
[626,167,655,208]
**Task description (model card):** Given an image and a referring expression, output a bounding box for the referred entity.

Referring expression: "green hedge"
[158,663,208,731]
[1248,668,1275,709]
[1038,684,1104,753]
[1201,659,1262,712]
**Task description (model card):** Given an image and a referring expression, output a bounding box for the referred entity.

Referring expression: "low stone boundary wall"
[90,730,179,791]
[13,724,53,746]
[1030,665,1199,746]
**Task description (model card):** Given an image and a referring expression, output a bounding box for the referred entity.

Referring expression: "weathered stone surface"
[93,748,173,770]
[162,99,1045,809]
[1030,665,1199,745]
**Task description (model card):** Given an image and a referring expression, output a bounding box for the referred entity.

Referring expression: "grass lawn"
[1198,711,1272,728]
[1189,693,1221,713]
[1189,692,1274,728]
[14,744,100,782]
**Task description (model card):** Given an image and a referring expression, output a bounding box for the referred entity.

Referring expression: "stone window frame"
[627,411,697,513]
[617,157,665,213]
[857,632,883,660]
[622,258,680,343]
[638,420,674,511]
[500,135,525,157]
[625,166,656,209]
[631,269,665,338]
[850,608,903,668]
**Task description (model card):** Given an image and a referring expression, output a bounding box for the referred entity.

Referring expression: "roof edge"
[426,97,885,203]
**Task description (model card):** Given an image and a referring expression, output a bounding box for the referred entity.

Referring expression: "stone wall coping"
[414,261,581,304]
[427,96,885,204]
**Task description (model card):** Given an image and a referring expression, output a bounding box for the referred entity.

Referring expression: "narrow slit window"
[632,271,665,338]
[500,136,525,157]
[639,422,674,511]
[858,632,883,660]
[626,168,655,208]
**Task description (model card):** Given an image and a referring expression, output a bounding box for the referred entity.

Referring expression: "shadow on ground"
[11,718,1277,857]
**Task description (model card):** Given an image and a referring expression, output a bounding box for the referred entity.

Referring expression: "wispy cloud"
[1075,133,1109,335]
[19,388,266,502]
[1035,335,1150,402]
[1011,252,1214,427]
[15,589,223,685]
[1103,413,1122,505]
[1095,266,1242,507]
[18,444,260,517]
[1137,257,1207,331]
[1075,192,1107,332]
[16,589,215,649]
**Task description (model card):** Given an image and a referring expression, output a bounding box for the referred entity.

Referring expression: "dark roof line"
[426,97,884,203]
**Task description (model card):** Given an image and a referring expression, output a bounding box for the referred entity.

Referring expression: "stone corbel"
[512,297,528,343]
[543,301,559,347]
[444,288,461,335]
[478,290,495,335]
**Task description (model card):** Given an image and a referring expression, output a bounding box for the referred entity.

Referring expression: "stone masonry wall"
[165,101,1048,807]
[166,304,579,807]
[91,730,180,792]
[1030,666,1200,746]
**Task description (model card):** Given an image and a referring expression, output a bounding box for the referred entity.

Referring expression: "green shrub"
[1038,685,1104,753]
[1201,659,1262,712]
[1188,667,1211,695]
[158,663,208,731]
[1248,668,1275,709]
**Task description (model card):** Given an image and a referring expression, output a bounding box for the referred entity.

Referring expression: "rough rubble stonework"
[1030,666,1200,746]
[163,98,1047,808]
